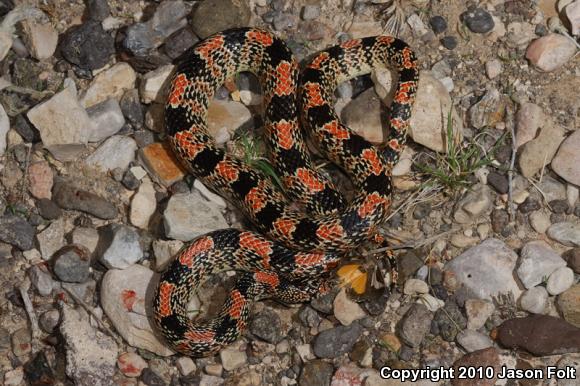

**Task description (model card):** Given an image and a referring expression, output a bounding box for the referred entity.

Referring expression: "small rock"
[465,299,495,330]
[519,286,548,314]
[440,35,458,49]
[176,356,196,376]
[461,8,495,33]
[86,135,137,172]
[434,301,467,341]
[139,142,186,187]
[86,99,125,142]
[60,306,118,385]
[0,214,35,250]
[163,27,199,60]
[552,130,580,186]
[59,21,115,71]
[301,5,320,20]
[547,222,580,246]
[485,59,502,79]
[12,327,32,357]
[558,284,580,327]
[403,279,429,295]
[28,161,53,200]
[518,118,566,178]
[408,72,463,153]
[152,239,183,271]
[529,211,551,233]
[81,63,137,108]
[546,266,574,295]
[39,309,60,333]
[491,209,510,234]
[519,196,541,213]
[299,360,334,386]
[53,244,91,283]
[53,180,117,219]
[3,367,23,386]
[71,227,99,254]
[487,171,508,194]
[454,184,492,224]
[220,346,247,371]
[468,87,507,130]
[117,352,148,377]
[130,178,157,229]
[516,102,544,148]
[20,20,58,60]
[429,15,447,34]
[566,0,580,35]
[86,0,110,21]
[249,309,282,344]
[164,191,228,241]
[140,64,174,104]
[333,288,366,325]
[191,0,251,38]
[456,330,494,352]
[550,199,570,214]
[517,240,567,288]
[27,86,91,158]
[445,238,521,299]
[399,303,433,347]
[312,322,363,358]
[207,99,253,144]
[36,218,65,260]
[496,315,580,355]
[563,248,580,273]
[98,224,143,269]
[525,33,577,71]
[0,103,8,155]
[120,89,145,129]
[101,264,173,356]
[28,265,55,296]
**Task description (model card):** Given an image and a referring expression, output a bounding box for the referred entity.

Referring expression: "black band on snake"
[153,27,419,357]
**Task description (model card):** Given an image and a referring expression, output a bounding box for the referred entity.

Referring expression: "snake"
[153,27,419,357]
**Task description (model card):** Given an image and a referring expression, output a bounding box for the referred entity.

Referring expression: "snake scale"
[153,27,419,356]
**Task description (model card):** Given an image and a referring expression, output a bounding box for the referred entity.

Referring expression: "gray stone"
[453,184,493,224]
[398,303,433,347]
[164,191,228,241]
[86,99,125,142]
[461,8,495,33]
[53,181,118,220]
[98,224,143,269]
[0,214,34,250]
[445,238,521,299]
[60,306,118,385]
[191,0,251,39]
[28,265,55,296]
[249,308,282,344]
[0,102,8,156]
[53,245,91,283]
[36,218,65,260]
[85,135,137,172]
[517,240,566,289]
[312,322,362,358]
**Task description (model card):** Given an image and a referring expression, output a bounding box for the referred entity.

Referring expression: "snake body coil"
[153,28,419,356]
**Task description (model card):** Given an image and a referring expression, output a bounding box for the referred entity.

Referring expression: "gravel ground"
[0,0,580,385]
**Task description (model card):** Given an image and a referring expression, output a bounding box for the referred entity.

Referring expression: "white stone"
[27,86,92,153]
[100,264,174,356]
[140,64,174,104]
[81,63,137,108]
[403,279,429,295]
[520,286,548,314]
[417,294,444,311]
[546,266,575,295]
[3,367,24,386]
[85,135,137,172]
[0,31,12,62]
[130,178,157,229]
[176,356,197,376]
[517,240,567,289]
[529,211,551,234]
[565,0,580,35]
[20,20,58,60]
[220,347,247,371]
[71,227,99,254]
[485,59,503,79]
[164,191,228,241]
[333,288,367,325]
[207,99,253,145]
[98,224,143,269]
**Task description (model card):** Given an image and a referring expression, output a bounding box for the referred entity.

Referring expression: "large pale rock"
[164,191,228,241]
[552,130,580,186]
[20,20,58,60]
[525,34,577,71]
[517,240,566,288]
[100,264,174,356]
[408,72,463,153]
[27,87,92,156]
[518,118,566,178]
[207,99,253,145]
[445,239,521,300]
[60,306,118,386]
[85,135,137,172]
[80,63,137,108]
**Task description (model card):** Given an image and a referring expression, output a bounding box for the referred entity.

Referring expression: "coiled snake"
[153,27,419,356]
